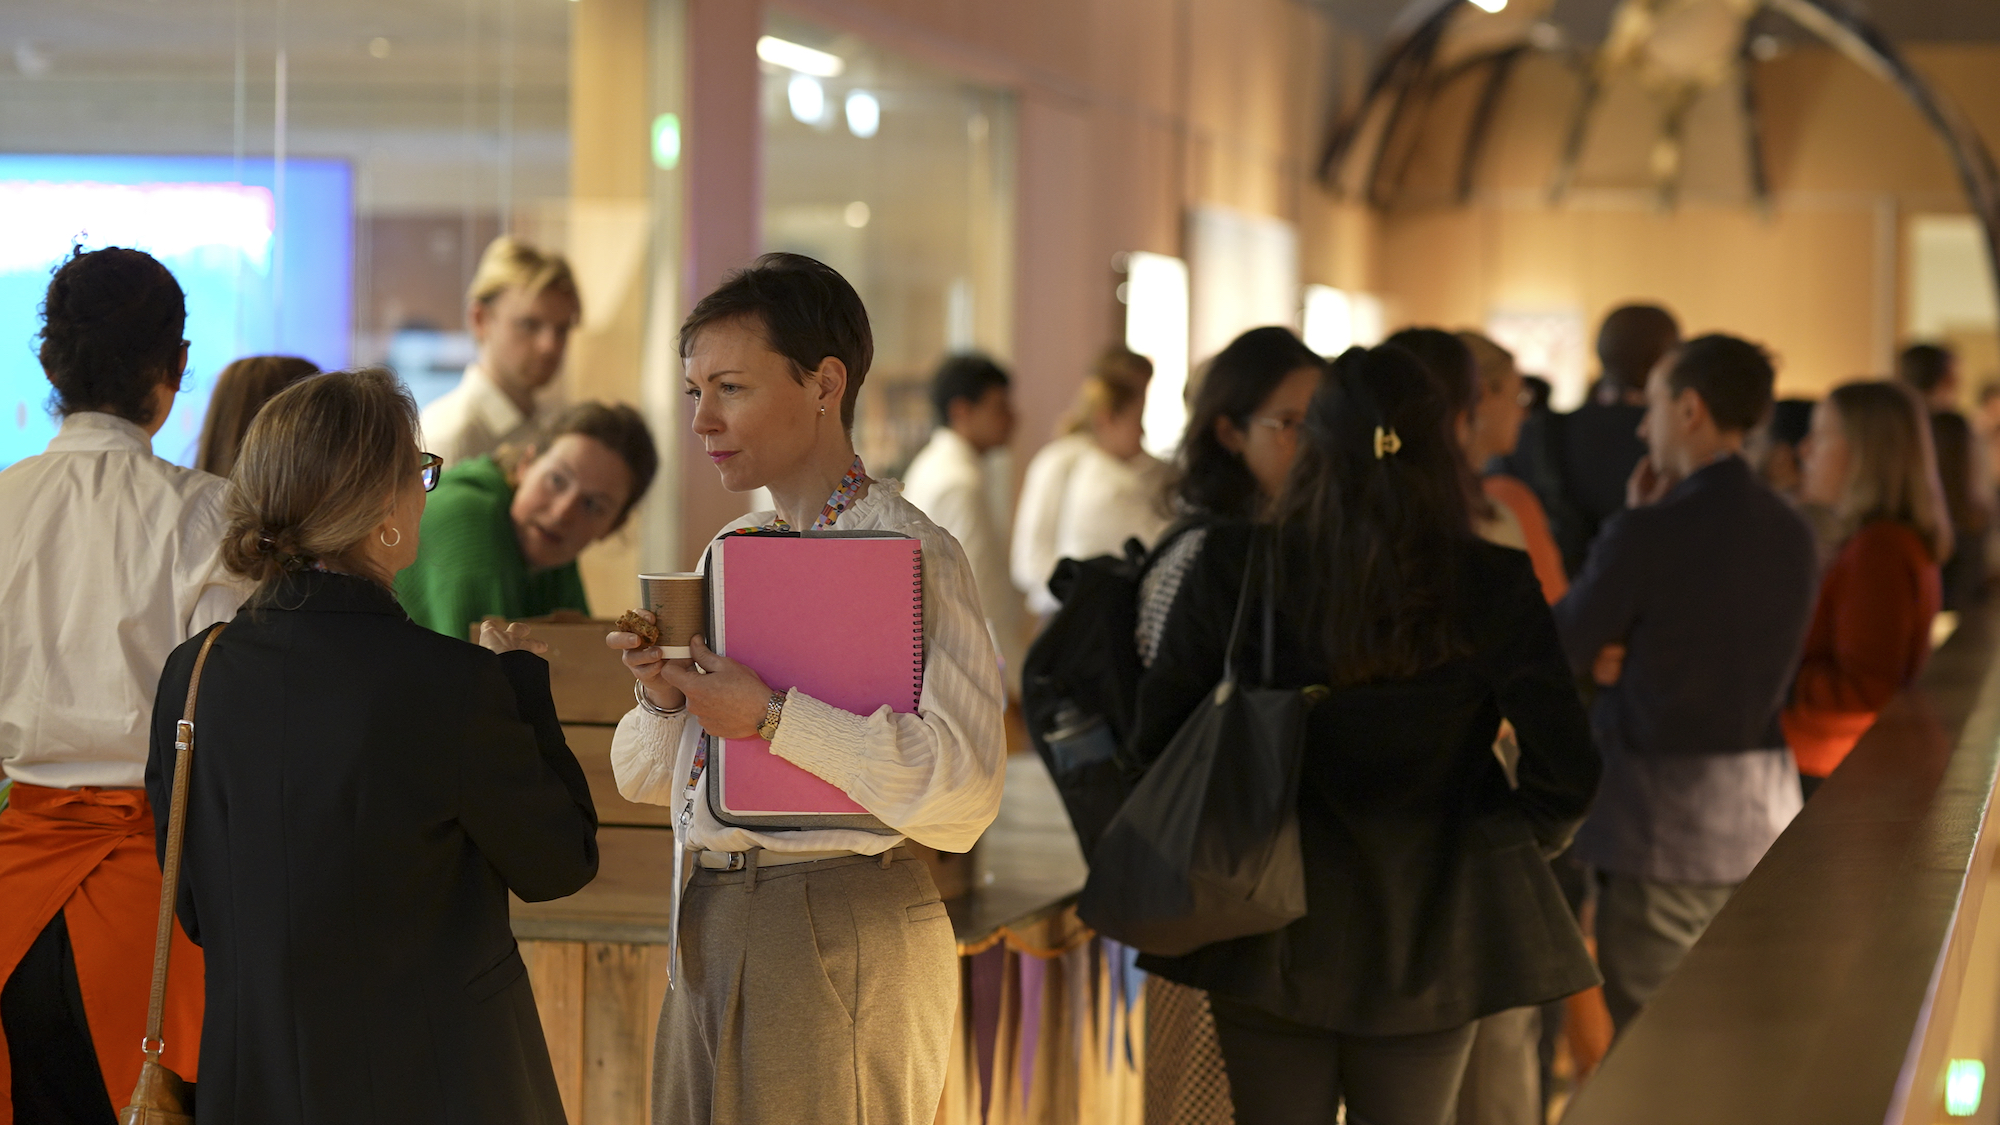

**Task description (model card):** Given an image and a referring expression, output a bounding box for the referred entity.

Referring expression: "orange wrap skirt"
[0,783,202,1120]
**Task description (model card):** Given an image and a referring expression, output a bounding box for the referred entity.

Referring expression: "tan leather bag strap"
[140,624,225,1058]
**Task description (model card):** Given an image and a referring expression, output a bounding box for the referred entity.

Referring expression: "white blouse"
[0,413,249,789]
[1010,433,1171,616]
[609,480,1008,855]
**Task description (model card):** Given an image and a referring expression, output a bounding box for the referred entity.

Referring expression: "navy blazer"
[1553,455,1819,759]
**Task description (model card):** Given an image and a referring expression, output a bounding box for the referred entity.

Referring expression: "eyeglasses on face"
[419,452,443,492]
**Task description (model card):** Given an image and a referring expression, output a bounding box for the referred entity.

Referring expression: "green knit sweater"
[397,456,590,640]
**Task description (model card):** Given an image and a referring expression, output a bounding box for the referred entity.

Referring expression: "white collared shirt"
[420,364,533,468]
[609,480,1008,855]
[902,427,1024,691]
[0,413,249,789]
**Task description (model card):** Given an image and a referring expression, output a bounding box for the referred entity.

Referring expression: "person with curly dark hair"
[0,246,251,1119]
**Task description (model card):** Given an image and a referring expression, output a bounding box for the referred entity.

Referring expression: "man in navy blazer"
[1553,334,1819,1033]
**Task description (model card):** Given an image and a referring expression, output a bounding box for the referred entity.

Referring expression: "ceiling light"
[845,91,880,138]
[368,37,391,59]
[758,35,844,78]
[1468,0,1507,11]
[844,201,870,228]
[787,74,825,126]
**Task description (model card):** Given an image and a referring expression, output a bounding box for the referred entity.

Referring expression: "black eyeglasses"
[419,452,443,492]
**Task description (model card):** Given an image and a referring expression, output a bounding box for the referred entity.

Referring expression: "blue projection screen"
[0,155,353,470]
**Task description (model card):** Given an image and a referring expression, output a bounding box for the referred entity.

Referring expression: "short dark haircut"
[496,401,659,528]
[1521,375,1552,411]
[1665,334,1775,434]
[929,353,1010,427]
[1383,328,1476,419]
[1176,326,1323,519]
[678,252,873,428]
[38,246,188,425]
[1597,304,1681,392]
[1898,343,1955,394]
[1768,397,1815,448]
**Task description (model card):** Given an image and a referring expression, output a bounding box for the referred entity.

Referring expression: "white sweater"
[609,480,1008,854]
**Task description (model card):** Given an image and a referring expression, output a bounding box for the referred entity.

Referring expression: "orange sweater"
[1784,521,1942,778]
[1484,474,1569,604]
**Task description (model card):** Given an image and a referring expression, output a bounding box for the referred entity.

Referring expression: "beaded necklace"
[764,454,868,532]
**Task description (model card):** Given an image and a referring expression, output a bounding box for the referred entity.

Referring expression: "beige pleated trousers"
[651,850,959,1125]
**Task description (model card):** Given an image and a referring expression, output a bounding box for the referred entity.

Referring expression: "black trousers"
[2,910,116,1125]
[1211,996,1477,1125]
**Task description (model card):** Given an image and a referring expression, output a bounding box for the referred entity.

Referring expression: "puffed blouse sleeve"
[766,521,1008,852]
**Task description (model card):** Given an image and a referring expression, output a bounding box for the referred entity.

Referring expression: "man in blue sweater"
[1553,334,1819,1033]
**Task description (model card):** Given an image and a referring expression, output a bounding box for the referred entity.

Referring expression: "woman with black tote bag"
[1124,345,1602,1125]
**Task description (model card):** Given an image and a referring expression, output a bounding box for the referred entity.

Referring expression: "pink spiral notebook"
[704,530,924,833]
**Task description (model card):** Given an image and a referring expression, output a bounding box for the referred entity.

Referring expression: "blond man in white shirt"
[902,353,1024,694]
[606,254,1005,1125]
[420,236,582,468]
[0,248,249,1113]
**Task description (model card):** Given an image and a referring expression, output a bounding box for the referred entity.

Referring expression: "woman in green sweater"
[400,401,658,639]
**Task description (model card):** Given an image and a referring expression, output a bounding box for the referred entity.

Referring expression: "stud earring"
[820,405,827,416]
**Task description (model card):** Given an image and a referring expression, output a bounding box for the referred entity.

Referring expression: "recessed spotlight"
[368,37,391,59]
[787,74,825,125]
[845,90,880,138]
[844,201,870,229]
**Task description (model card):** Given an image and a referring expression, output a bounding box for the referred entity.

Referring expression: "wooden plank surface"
[521,939,586,1125]
[583,942,672,1125]
[564,724,676,828]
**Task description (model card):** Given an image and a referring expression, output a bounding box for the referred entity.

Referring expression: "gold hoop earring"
[380,528,402,548]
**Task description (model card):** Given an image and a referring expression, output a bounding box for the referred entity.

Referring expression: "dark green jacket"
[397,456,589,640]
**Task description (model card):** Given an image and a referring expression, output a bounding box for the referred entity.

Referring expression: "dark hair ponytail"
[37,247,188,425]
[1274,344,1474,686]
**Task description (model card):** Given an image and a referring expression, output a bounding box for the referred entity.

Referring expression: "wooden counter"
[512,715,1089,1124]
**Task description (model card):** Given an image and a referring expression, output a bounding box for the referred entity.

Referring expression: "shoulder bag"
[120,625,225,1125]
[1078,531,1325,957]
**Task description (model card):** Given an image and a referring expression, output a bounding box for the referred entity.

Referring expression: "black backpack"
[1020,526,1192,861]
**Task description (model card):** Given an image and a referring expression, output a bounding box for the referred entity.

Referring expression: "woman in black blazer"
[146,369,598,1125]
[1130,346,1600,1125]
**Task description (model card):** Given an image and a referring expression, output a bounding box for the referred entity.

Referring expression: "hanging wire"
[232,0,247,350]
[499,0,515,236]
[462,0,480,289]
[273,0,289,343]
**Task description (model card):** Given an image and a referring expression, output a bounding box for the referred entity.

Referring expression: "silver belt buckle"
[719,851,747,871]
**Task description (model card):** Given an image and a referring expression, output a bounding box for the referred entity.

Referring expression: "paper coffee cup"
[638,573,706,658]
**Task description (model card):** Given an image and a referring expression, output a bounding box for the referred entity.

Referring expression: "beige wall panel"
[1088,106,1181,258]
[569,0,652,616]
[1014,92,1104,450]
[1086,0,1179,119]
[1380,202,1883,396]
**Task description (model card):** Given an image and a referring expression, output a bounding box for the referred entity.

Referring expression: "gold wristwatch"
[757,691,786,741]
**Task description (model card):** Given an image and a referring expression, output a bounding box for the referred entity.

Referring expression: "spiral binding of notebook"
[910,552,927,710]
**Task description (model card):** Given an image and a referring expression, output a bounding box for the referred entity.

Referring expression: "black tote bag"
[1077,532,1325,957]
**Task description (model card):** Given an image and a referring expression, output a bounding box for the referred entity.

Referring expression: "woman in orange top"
[1461,332,1567,603]
[1786,381,1950,798]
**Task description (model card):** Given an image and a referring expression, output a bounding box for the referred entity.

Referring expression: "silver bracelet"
[635,680,687,718]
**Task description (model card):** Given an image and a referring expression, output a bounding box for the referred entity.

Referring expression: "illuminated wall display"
[1122,251,1192,458]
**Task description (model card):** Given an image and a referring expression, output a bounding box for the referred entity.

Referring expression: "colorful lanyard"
[763,455,868,533]
[670,455,871,988]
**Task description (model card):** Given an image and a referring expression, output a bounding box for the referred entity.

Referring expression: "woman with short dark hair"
[605,252,1006,1125]
[0,246,248,1120]
[1128,345,1600,1125]
[397,400,659,639]
[148,368,598,1124]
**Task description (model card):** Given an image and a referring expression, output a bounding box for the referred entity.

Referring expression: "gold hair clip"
[1373,426,1402,459]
